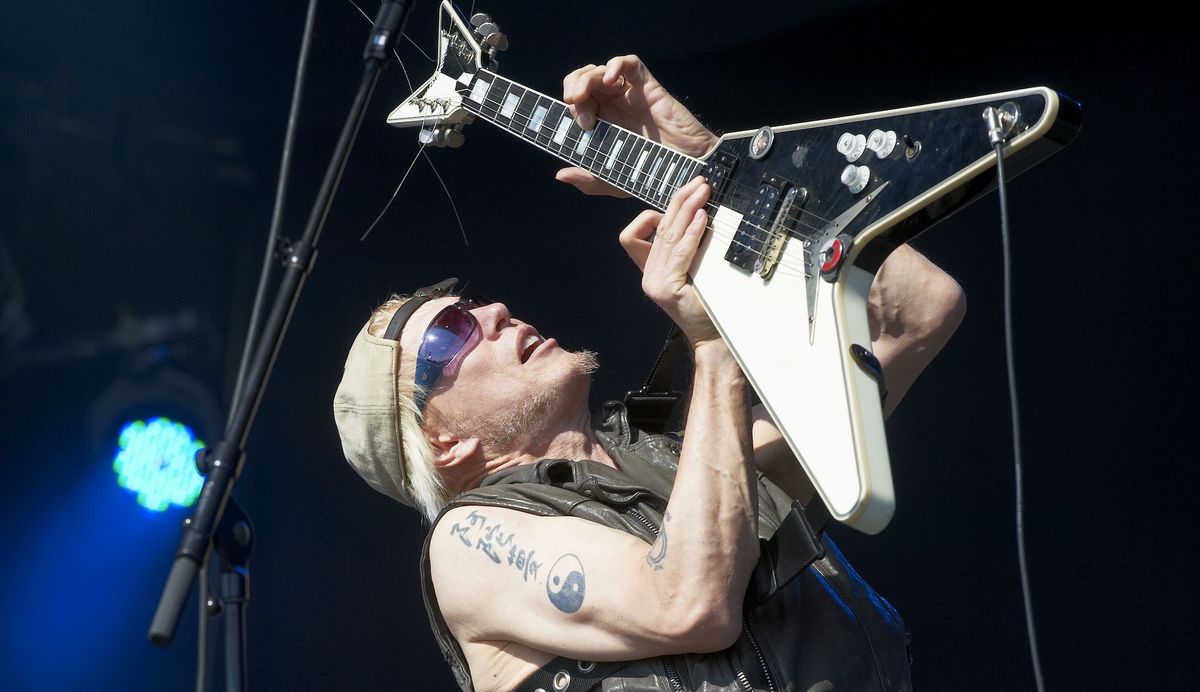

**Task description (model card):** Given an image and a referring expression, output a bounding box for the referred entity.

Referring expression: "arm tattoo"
[447,509,542,581]
[446,510,587,615]
[646,531,669,571]
[645,511,671,571]
[546,554,586,613]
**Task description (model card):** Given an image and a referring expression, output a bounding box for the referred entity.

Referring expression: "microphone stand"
[148,3,416,690]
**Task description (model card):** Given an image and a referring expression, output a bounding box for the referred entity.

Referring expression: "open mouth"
[519,334,544,363]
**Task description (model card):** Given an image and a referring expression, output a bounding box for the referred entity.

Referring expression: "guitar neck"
[458,69,705,210]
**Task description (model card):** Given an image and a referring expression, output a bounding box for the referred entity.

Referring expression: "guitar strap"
[621,325,686,434]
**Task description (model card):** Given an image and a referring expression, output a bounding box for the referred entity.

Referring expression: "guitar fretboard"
[457,70,704,210]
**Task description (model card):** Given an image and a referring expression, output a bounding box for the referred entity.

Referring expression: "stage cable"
[994,140,1046,692]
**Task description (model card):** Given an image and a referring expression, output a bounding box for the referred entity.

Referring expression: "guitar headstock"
[386,1,507,146]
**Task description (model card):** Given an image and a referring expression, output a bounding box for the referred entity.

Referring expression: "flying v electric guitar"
[387,1,1081,533]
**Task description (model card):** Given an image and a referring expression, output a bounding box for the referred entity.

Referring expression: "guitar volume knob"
[840,164,871,194]
[837,133,867,162]
[867,129,898,158]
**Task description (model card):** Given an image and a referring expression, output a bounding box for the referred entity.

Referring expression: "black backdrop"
[1,2,1196,690]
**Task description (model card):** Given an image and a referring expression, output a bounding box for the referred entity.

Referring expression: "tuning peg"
[482,29,509,52]
[469,13,492,28]
[443,128,465,148]
[418,124,466,148]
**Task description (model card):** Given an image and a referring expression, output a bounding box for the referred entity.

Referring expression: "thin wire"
[348,0,470,246]
[995,140,1046,692]
[361,142,429,240]
[422,148,469,245]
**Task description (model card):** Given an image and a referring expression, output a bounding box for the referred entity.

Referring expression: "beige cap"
[332,322,413,506]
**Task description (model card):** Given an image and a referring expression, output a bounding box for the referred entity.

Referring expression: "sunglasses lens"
[419,305,478,364]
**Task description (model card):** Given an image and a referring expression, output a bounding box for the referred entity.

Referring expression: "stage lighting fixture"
[86,366,223,511]
[113,417,206,511]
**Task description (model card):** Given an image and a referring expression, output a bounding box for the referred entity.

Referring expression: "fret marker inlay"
[604,139,624,170]
[469,80,490,104]
[575,130,593,155]
[500,93,519,118]
[529,105,548,133]
[553,117,572,145]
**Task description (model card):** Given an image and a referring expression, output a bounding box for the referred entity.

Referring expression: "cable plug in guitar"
[985,103,1046,692]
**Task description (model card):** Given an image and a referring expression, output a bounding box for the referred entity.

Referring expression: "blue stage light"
[112,417,205,511]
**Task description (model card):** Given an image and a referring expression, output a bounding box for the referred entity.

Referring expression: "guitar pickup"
[701,149,739,204]
[725,174,802,277]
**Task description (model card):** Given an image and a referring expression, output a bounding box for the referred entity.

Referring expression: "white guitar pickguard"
[694,206,894,532]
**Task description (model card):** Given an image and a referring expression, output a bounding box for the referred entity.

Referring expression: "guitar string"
[456,93,815,279]
[463,93,825,266]
[463,88,833,276]
[469,81,845,235]
[462,94,819,279]
[467,72,848,230]
[463,83,853,275]
[400,74,813,277]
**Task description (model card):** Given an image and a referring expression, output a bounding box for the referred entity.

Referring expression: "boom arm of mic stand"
[148,0,416,648]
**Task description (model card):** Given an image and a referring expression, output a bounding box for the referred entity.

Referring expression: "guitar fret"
[514,90,538,136]
[460,69,700,207]
[588,123,614,174]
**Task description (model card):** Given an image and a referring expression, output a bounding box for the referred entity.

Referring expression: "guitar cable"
[993,138,1046,692]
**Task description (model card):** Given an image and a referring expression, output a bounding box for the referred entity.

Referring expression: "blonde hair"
[367,294,451,523]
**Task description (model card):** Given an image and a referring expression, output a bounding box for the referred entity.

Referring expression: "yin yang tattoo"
[546,554,586,613]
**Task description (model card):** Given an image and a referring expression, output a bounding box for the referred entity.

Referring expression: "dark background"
[1,1,1195,690]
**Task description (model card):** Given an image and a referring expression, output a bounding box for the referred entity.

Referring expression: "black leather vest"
[420,403,913,691]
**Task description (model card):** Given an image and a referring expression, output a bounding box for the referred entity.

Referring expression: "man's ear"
[430,432,481,469]
[430,433,483,493]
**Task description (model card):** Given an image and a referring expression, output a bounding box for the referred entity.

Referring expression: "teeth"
[521,334,542,362]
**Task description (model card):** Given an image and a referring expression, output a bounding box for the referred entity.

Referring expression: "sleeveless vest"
[420,402,913,691]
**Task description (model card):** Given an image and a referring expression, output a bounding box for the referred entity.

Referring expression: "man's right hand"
[618,176,721,348]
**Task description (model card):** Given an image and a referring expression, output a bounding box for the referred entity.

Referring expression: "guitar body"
[388,1,1081,533]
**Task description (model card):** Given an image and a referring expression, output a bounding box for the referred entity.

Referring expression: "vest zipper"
[726,648,755,692]
[662,656,686,692]
[741,617,778,692]
[624,508,659,539]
